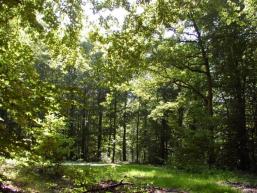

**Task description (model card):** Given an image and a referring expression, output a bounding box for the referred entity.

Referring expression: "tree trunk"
[234,79,250,170]
[122,95,127,161]
[177,107,184,127]
[250,115,257,171]
[192,17,215,166]
[107,116,112,158]
[122,123,127,161]
[136,109,140,163]
[131,145,134,162]
[81,109,88,161]
[81,88,88,161]
[160,118,168,164]
[142,108,148,163]
[69,103,76,160]
[112,92,117,163]
[97,110,103,161]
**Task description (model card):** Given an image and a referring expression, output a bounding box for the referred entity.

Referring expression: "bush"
[32,113,74,163]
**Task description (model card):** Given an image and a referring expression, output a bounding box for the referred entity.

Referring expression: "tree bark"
[81,109,88,161]
[122,95,127,161]
[160,118,168,164]
[136,109,140,163]
[107,115,112,158]
[191,17,215,166]
[97,110,103,161]
[234,78,250,170]
[112,92,117,163]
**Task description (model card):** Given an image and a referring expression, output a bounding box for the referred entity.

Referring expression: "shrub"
[32,113,74,164]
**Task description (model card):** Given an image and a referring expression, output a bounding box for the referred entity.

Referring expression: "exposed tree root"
[85,179,132,192]
[85,180,188,193]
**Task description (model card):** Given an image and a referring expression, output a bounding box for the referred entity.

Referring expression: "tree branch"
[172,79,207,102]
[85,180,132,192]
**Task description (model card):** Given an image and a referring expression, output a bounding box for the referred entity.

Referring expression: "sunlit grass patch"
[1,160,256,193]
[61,164,252,193]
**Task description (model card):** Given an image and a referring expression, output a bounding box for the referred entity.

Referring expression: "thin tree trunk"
[177,107,184,127]
[81,87,89,161]
[97,89,107,161]
[81,109,86,160]
[69,103,76,160]
[122,95,127,161]
[136,109,140,163]
[160,118,168,164]
[112,92,117,163]
[107,116,112,158]
[143,108,147,163]
[253,90,257,170]
[97,110,103,161]
[122,121,127,161]
[131,146,134,162]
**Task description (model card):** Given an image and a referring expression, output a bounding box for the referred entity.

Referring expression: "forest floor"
[0,159,257,193]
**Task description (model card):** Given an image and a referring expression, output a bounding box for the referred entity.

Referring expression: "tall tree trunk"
[107,116,112,157]
[112,92,117,163]
[228,38,250,170]
[192,17,215,166]
[122,122,127,161]
[160,118,168,164]
[136,109,140,163]
[122,95,127,161]
[81,88,89,161]
[81,109,87,160]
[142,108,148,163]
[234,78,250,170]
[69,103,76,160]
[253,90,257,170]
[97,110,103,161]
[97,90,104,161]
[131,146,134,162]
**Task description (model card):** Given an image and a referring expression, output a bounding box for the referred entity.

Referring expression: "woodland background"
[0,0,257,174]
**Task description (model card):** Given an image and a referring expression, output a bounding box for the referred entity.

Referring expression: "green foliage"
[0,0,257,184]
[32,113,74,163]
[85,0,257,170]
[0,0,83,159]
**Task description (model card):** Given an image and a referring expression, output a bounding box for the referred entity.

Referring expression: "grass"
[61,164,251,193]
[1,159,257,193]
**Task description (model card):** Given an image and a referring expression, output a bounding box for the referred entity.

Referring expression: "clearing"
[0,160,257,193]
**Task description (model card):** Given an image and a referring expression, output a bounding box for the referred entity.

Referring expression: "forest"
[0,0,257,192]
